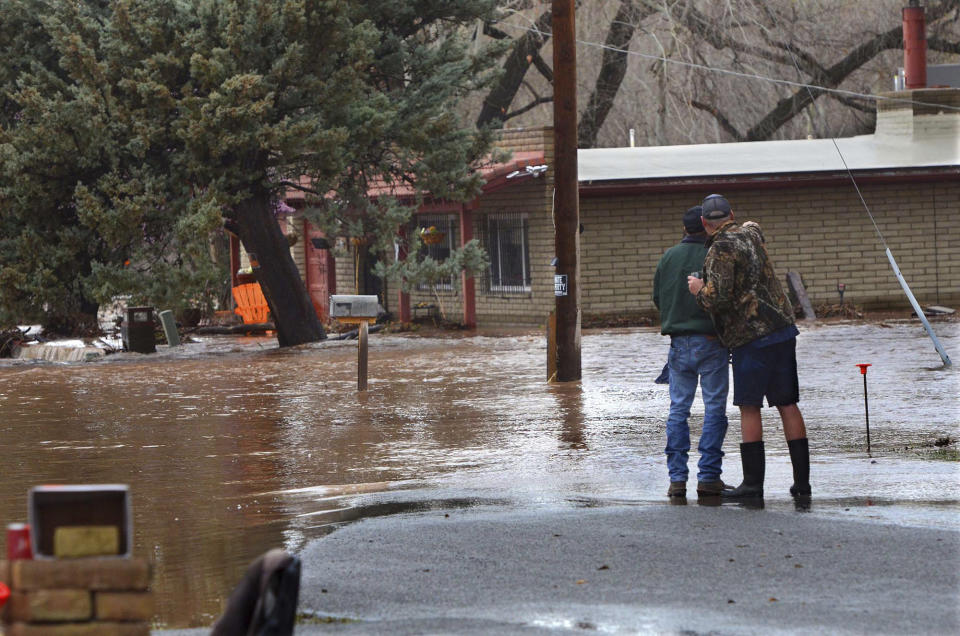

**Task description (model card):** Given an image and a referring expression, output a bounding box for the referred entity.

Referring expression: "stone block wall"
[1,558,153,636]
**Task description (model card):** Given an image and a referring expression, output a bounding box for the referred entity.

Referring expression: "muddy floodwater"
[1,320,957,628]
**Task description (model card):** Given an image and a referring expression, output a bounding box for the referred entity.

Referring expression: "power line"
[493,21,960,114]
[771,25,890,248]
[770,11,952,367]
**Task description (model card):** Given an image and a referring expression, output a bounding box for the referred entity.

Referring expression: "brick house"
[235,88,959,328]
[576,88,960,320]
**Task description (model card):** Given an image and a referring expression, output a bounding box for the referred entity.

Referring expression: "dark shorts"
[731,336,800,407]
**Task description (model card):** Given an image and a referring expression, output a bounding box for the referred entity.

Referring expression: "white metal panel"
[578,134,960,182]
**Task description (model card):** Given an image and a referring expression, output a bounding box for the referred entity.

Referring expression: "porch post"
[397,226,412,322]
[229,233,241,288]
[460,201,478,328]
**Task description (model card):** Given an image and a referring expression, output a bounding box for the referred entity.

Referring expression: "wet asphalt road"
[158,499,959,635]
[294,503,959,635]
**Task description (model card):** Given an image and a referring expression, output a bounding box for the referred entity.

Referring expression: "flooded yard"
[0,320,957,628]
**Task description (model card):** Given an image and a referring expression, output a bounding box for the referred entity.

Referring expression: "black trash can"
[124,306,156,354]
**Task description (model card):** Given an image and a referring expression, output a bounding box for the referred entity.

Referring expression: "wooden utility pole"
[552,0,581,381]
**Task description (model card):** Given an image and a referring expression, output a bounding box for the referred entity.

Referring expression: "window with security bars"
[414,214,459,290]
[479,212,531,294]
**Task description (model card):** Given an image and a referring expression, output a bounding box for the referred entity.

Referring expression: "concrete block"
[94,592,154,621]
[11,559,151,592]
[54,527,120,559]
[6,589,92,622]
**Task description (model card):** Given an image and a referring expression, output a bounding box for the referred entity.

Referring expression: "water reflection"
[0,322,957,627]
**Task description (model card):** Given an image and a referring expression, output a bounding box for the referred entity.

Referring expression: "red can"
[6,523,33,560]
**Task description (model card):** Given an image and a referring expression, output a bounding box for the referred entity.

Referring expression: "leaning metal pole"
[552,0,582,382]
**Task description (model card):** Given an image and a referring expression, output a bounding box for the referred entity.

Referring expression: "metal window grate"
[477,212,531,294]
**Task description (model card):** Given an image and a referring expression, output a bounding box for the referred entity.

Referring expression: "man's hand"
[687,275,705,295]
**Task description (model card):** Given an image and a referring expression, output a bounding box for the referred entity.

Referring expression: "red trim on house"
[284,152,547,203]
[480,151,547,195]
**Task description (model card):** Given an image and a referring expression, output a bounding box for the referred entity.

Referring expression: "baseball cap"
[683,206,704,234]
[701,194,731,220]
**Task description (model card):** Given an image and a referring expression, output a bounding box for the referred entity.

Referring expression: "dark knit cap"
[683,206,705,234]
[701,194,732,220]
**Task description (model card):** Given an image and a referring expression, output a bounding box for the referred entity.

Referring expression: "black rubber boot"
[722,441,765,499]
[788,437,812,497]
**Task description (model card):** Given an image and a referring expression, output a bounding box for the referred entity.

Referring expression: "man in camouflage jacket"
[692,217,794,349]
[687,194,811,503]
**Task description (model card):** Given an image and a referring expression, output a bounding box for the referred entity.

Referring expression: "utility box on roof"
[329,295,378,323]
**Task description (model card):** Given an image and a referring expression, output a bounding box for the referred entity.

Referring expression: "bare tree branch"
[690,100,746,141]
[579,0,655,147]
[530,52,553,82]
[505,95,554,121]
[745,23,902,140]
[737,1,956,140]
[929,37,960,54]
[476,9,552,127]
[827,94,876,114]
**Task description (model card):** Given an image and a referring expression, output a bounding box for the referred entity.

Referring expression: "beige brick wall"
[581,180,960,316]
[472,180,555,326]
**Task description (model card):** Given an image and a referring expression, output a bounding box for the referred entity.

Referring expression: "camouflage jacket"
[695,220,795,349]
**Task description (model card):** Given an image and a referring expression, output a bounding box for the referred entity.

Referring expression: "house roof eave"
[578,166,960,197]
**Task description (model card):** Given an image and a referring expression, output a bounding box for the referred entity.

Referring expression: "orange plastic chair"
[232,283,270,324]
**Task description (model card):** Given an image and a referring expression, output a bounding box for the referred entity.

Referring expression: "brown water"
[1,322,957,627]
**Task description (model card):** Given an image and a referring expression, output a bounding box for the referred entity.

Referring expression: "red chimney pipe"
[903,1,927,89]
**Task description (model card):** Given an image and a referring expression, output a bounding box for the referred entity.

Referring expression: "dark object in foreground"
[211,548,301,636]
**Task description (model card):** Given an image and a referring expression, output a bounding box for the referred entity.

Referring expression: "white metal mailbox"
[329,295,379,323]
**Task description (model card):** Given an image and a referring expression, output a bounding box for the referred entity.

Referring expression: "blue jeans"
[665,335,730,482]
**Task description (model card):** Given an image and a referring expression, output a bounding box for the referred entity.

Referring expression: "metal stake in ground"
[857,364,872,455]
[358,321,368,392]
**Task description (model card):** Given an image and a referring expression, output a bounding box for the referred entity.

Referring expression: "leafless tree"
[468,0,960,147]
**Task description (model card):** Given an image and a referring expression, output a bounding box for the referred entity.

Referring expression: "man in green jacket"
[653,206,730,499]
[687,194,811,501]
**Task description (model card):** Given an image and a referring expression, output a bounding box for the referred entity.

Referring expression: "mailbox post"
[329,295,379,391]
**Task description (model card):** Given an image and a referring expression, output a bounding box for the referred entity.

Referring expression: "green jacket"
[653,236,715,336]
[695,220,795,348]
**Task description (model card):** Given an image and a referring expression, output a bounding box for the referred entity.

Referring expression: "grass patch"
[297,612,357,625]
[918,447,960,462]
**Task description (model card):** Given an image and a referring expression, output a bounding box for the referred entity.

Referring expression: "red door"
[303,220,335,320]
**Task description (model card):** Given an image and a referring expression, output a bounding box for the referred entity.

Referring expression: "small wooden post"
[358,321,369,391]
[547,311,558,382]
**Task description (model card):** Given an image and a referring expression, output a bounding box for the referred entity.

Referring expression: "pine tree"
[0,0,502,344]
